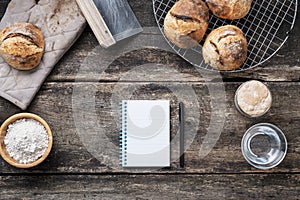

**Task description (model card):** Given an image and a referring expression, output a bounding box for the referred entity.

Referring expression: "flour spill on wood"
[4,118,49,164]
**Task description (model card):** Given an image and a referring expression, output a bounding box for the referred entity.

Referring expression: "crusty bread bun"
[163,0,209,49]
[202,25,247,71]
[0,22,44,70]
[206,0,253,20]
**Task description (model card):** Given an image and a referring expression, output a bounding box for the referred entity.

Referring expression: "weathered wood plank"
[50,26,300,82]
[0,82,299,173]
[0,174,299,199]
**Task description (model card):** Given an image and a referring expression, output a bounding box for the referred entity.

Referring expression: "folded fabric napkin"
[0,0,86,109]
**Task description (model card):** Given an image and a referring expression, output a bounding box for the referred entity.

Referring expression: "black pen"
[179,102,184,168]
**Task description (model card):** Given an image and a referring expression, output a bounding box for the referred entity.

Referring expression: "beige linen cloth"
[0,0,86,109]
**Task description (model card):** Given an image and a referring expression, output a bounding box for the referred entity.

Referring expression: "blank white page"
[120,100,170,167]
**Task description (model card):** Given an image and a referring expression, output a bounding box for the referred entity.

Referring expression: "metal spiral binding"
[119,101,128,166]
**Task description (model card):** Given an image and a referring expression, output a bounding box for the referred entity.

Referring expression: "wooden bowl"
[0,113,53,168]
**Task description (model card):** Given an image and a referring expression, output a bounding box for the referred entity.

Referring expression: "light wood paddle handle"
[76,0,116,48]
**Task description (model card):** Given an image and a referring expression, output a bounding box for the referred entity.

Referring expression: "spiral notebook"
[119,100,170,167]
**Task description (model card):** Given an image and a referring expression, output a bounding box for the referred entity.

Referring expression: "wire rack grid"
[153,0,298,72]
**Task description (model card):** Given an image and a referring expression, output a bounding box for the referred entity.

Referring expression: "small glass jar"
[241,123,287,170]
[235,80,272,118]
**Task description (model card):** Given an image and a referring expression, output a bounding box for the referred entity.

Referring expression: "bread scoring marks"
[170,12,195,21]
[209,40,224,66]
[217,33,236,43]
[3,33,36,47]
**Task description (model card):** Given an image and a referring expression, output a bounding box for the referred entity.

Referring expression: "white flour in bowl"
[4,118,49,164]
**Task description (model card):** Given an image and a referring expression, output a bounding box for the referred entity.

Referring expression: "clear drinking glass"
[241,123,287,170]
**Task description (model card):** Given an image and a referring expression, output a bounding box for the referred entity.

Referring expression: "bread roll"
[206,0,253,20]
[202,25,247,71]
[0,22,44,70]
[163,0,209,49]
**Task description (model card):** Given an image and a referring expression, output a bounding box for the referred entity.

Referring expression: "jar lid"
[235,80,272,118]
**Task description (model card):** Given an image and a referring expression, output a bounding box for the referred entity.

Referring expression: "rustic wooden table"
[0,0,299,199]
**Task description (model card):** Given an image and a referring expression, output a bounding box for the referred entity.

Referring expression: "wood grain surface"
[0,174,299,199]
[0,0,299,199]
[0,82,299,174]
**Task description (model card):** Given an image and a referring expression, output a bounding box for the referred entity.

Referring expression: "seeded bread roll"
[163,0,209,49]
[202,25,247,71]
[0,22,44,70]
[206,0,253,20]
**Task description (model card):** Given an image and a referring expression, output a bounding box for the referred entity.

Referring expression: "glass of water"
[241,123,287,170]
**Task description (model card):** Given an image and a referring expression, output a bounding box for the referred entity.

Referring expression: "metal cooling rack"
[153,0,298,72]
